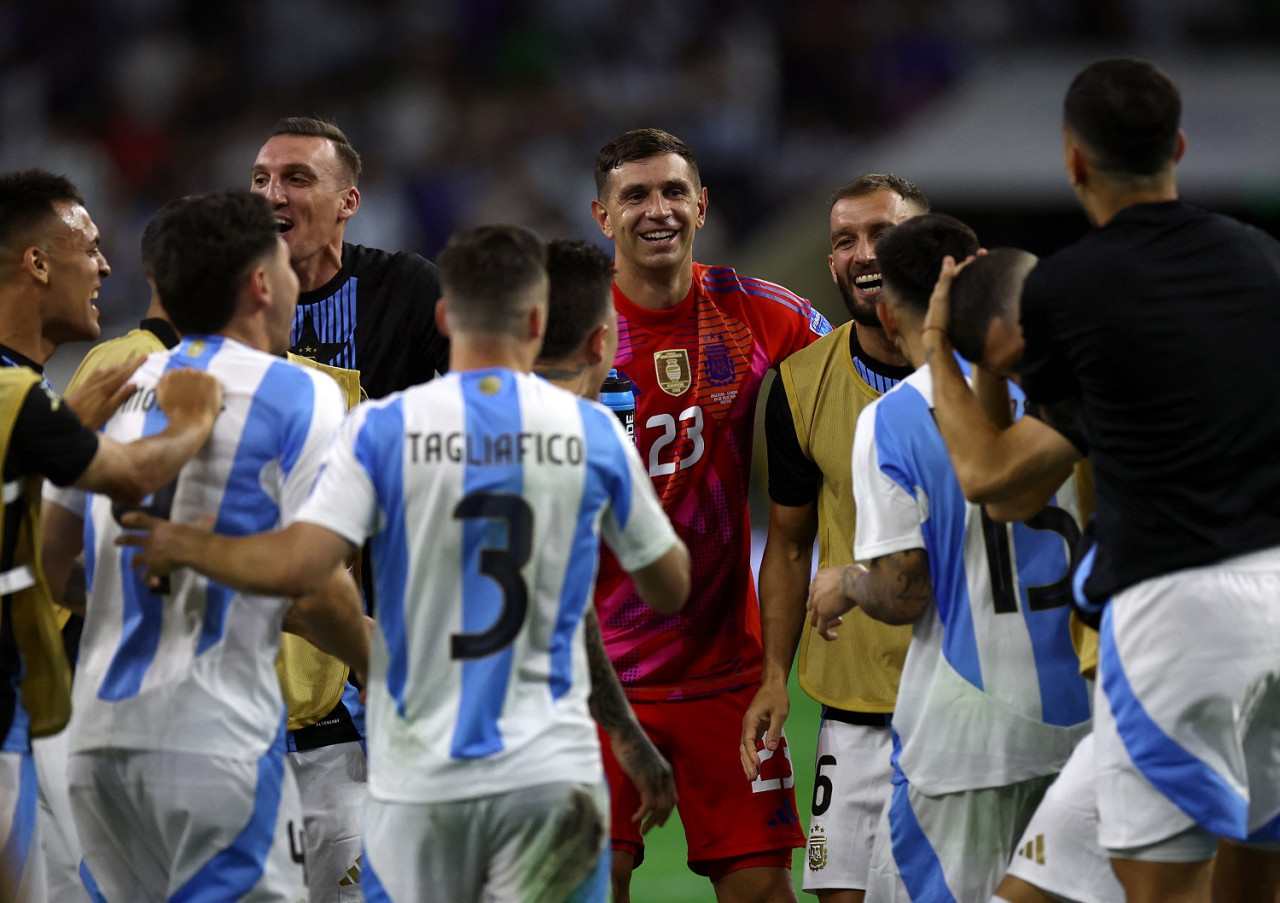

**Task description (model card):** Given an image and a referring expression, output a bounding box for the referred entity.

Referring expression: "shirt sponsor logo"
[654,349,691,396]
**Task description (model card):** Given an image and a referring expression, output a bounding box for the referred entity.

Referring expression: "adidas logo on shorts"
[338,855,363,887]
[1016,834,1046,866]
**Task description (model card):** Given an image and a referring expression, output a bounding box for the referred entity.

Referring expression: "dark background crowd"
[3,0,1279,364]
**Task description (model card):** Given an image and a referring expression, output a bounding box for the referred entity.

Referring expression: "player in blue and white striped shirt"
[807,215,1090,902]
[63,190,366,903]
[123,225,690,903]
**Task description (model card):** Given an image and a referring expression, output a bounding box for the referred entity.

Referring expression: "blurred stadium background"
[6,1,1278,897]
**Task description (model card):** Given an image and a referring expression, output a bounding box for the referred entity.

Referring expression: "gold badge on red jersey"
[653,349,691,396]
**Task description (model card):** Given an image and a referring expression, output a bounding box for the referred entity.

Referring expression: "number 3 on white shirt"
[646,406,705,477]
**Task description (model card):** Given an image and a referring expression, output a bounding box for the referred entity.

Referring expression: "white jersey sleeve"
[593,404,677,574]
[293,401,384,547]
[278,371,345,522]
[852,397,925,562]
[317,370,667,805]
[70,337,349,762]
[854,367,1090,795]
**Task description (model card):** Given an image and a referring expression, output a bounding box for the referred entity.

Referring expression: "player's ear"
[694,186,708,230]
[828,253,838,285]
[1067,146,1088,188]
[22,245,49,285]
[1063,130,1089,189]
[434,298,451,339]
[1173,130,1187,164]
[585,322,609,366]
[236,265,271,321]
[526,299,546,345]
[337,186,360,222]
[250,265,270,303]
[590,199,613,240]
[876,298,899,341]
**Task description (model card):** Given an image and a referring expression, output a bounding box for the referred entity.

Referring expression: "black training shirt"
[0,346,99,485]
[0,368,98,745]
[1020,200,1280,599]
[290,243,448,399]
[4,384,99,485]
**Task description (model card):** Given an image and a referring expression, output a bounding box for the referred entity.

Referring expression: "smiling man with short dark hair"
[250,117,448,400]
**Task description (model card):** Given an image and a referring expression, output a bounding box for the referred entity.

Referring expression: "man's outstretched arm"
[928,346,1077,509]
[807,549,933,638]
[583,607,675,834]
[627,538,690,615]
[120,515,355,600]
[922,257,1080,511]
[76,368,223,505]
[286,565,373,683]
[63,356,143,429]
[740,500,816,779]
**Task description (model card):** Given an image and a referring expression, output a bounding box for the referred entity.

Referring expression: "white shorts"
[68,731,307,903]
[866,770,1053,903]
[290,741,367,902]
[33,729,90,903]
[1004,734,1125,903]
[1094,545,1280,856]
[361,781,609,903]
[0,750,47,903]
[803,717,893,892]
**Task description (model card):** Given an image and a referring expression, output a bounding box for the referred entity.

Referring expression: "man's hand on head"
[922,252,981,358]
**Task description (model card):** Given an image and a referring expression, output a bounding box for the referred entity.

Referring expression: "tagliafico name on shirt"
[406,431,584,467]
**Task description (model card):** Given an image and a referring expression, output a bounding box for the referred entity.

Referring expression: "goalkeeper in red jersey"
[589,128,832,903]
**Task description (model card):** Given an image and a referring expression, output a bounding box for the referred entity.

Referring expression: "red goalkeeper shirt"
[596,263,832,700]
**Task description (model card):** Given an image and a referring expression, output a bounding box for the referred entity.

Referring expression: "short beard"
[840,285,882,328]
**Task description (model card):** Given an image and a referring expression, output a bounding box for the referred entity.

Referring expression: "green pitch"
[627,671,822,901]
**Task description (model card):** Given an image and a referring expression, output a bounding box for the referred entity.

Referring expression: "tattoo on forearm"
[584,608,668,790]
[862,551,933,623]
[840,564,860,605]
[584,608,633,734]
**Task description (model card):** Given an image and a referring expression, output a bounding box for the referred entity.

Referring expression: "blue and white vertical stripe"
[297,369,675,803]
[853,364,1089,795]
[453,374,526,759]
[852,356,902,396]
[291,278,359,370]
[1100,594,1280,844]
[167,720,291,901]
[0,751,39,893]
[70,336,346,762]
